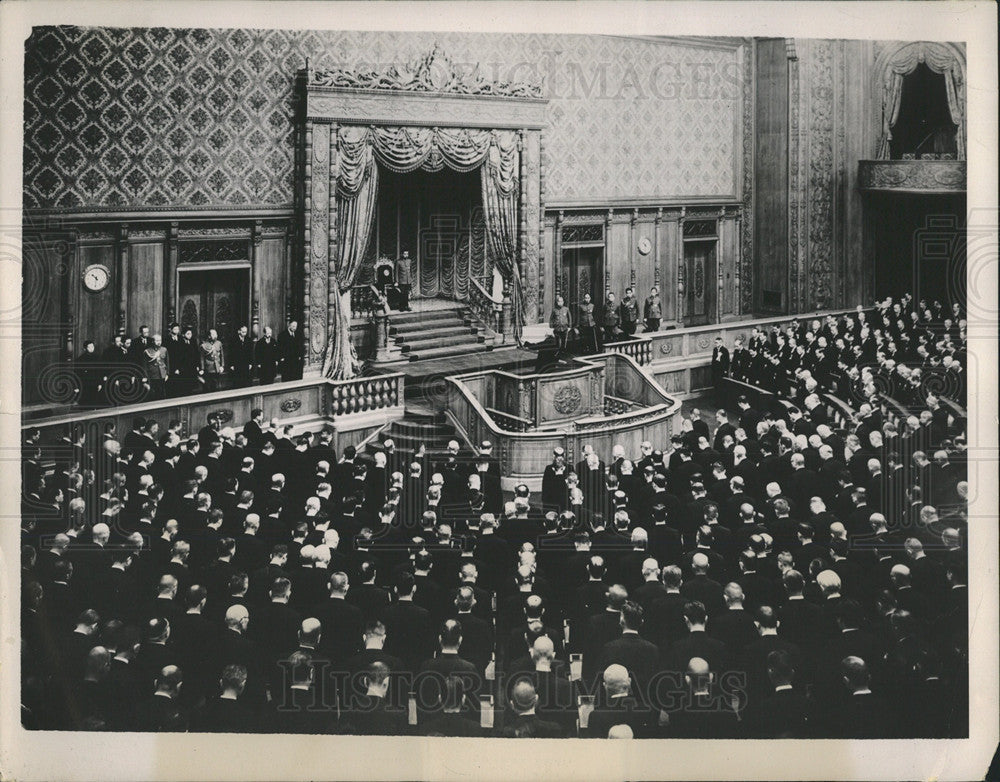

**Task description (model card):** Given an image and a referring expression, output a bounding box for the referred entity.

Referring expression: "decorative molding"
[128,229,165,240]
[787,39,803,314]
[279,397,302,413]
[552,383,583,415]
[807,40,835,312]
[307,122,331,360]
[857,159,966,193]
[179,227,252,238]
[311,45,543,98]
[306,91,547,129]
[179,239,249,264]
[211,408,234,424]
[740,39,755,315]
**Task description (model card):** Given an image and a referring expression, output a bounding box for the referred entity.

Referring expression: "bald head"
[225,604,249,629]
[510,680,538,713]
[531,635,555,662]
[603,664,630,695]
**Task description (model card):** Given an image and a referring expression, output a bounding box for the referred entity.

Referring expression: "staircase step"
[407,343,493,361]
[400,333,485,352]
[390,308,466,326]
[391,318,472,335]
[393,324,476,341]
[382,431,456,451]
[388,419,455,437]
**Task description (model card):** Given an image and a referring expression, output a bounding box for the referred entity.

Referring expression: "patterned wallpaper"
[24,27,743,210]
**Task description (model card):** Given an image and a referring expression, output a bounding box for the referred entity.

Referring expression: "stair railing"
[469,277,503,344]
[351,284,385,320]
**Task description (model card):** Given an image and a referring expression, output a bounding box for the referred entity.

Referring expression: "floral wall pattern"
[24,27,744,210]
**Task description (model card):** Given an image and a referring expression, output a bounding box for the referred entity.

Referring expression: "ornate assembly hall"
[14,25,976,746]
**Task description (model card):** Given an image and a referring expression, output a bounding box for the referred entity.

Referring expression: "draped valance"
[877,42,966,160]
[323,125,524,379]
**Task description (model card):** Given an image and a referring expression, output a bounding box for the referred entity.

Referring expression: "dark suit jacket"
[586,694,655,738]
[709,608,759,654]
[680,574,726,616]
[310,597,364,665]
[502,713,565,737]
[742,686,812,738]
[382,600,435,672]
[597,632,661,694]
[665,629,729,674]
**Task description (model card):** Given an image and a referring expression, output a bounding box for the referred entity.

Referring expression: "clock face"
[637,237,652,256]
[83,264,110,292]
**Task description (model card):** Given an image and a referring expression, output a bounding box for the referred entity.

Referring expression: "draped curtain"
[481,133,523,343]
[323,125,522,379]
[877,43,965,160]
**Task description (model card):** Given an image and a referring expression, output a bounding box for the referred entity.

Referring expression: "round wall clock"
[82,263,111,292]
[637,237,652,256]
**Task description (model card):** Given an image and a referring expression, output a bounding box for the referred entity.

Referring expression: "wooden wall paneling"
[542,219,557,317]
[77,244,116,351]
[22,232,74,406]
[127,242,164,336]
[257,235,287,333]
[608,219,632,298]
[753,39,790,314]
[720,216,737,316]
[634,214,655,303]
[662,213,680,323]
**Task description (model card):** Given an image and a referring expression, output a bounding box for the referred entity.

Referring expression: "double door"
[561,245,604,324]
[177,266,250,346]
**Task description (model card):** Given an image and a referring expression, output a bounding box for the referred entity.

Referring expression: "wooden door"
[177,267,249,343]
[561,245,604,318]
[684,240,715,326]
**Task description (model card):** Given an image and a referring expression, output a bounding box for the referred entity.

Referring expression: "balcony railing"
[328,374,402,416]
[604,336,653,366]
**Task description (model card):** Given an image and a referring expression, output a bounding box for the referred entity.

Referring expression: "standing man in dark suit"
[395,251,412,312]
[229,325,254,389]
[277,321,304,382]
[177,327,202,396]
[254,327,279,385]
[711,337,730,404]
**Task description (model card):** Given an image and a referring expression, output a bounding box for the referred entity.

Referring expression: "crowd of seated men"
[711,294,967,411]
[19,294,969,738]
[69,319,305,408]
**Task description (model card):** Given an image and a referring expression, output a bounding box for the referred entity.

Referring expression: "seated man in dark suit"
[417,619,479,722]
[741,649,812,738]
[191,663,261,733]
[421,674,486,737]
[657,656,740,738]
[667,600,729,675]
[268,650,338,734]
[501,679,565,737]
[831,656,893,739]
[135,664,189,732]
[340,661,407,736]
[596,600,660,698]
[585,663,654,739]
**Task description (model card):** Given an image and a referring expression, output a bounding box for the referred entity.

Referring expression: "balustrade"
[350,284,384,319]
[604,336,653,365]
[469,277,502,339]
[328,374,402,416]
